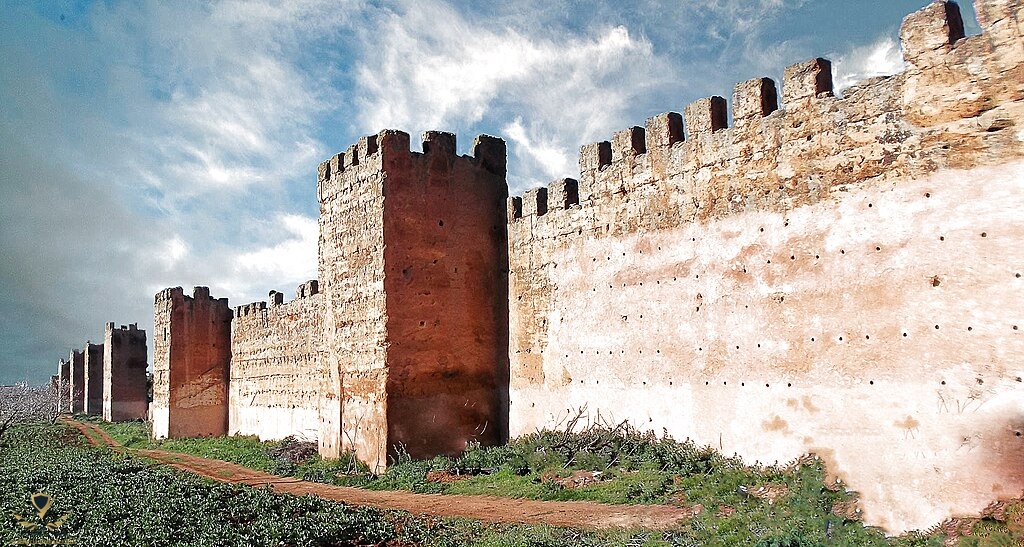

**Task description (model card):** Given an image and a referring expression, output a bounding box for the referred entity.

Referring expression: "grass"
[82,416,1024,546]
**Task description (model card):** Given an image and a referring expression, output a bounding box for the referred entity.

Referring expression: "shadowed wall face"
[68,350,84,413]
[56,359,70,413]
[382,132,509,460]
[83,343,104,416]
[103,323,148,421]
[152,287,231,439]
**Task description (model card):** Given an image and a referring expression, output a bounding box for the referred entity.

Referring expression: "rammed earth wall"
[506,0,1024,533]
[316,130,508,469]
[229,282,324,441]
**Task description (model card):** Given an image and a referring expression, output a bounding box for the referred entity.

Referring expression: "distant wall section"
[103,322,148,421]
[69,350,84,413]
[83,343,104,416]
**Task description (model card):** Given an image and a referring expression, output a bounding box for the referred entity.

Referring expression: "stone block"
[684,96,728,135]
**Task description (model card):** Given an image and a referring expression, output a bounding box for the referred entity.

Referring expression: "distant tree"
[0,382,59,444]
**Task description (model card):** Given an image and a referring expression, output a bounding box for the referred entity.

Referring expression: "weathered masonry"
[102,323,149,421]
[156,131,509,472]
[507,0,1024,533]
[316,130,508,467]
[150,0,1023,534]
[229,280,323,442]
[56,358,71,413]
[68,349,84,413]
[82,342,104,416]
[151,287,232,439]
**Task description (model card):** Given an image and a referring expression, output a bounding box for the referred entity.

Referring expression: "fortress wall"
[229,281,323,441]
[68,349,84,413]
[381,131,509,459]
[82,342,104,416]
[102,322,148,421]
[152,286,232,439]
[508,0,1024,533]
[56,359,70,413]
[317,135,391,467]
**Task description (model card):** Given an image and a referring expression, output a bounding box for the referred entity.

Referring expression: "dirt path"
[62,418,689,530]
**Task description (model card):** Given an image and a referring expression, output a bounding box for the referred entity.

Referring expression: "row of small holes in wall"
[516,376,1023,392]
[556,323,1022,358]
[586,232,1001,270]
[575,251,1017,300]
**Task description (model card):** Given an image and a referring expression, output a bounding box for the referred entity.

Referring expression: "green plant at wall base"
[85,418,1023,546]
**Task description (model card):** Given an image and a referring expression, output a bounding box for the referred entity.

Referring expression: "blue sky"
[0,1,981,384]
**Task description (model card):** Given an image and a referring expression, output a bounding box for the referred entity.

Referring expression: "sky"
[0,1,982,385]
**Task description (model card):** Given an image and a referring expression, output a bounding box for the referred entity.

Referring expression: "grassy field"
[83,416,1024,546]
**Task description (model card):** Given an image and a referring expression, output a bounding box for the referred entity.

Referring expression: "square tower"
[68,349,85,413]
[152,287,232,438]
[83,343,104,416]
[103,322,149,421]
[317,130,509,470]
[56,359,71,413]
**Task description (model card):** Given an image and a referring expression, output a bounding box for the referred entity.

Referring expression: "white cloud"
[503,118,573,185]
[352,1,669,193]
[159,236,189,269]
[80,1,343,197]
[354,7,653,133]
[832,36,906,92]
[224,214,319,299]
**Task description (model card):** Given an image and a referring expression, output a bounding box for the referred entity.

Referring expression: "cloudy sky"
[0,1,981,384]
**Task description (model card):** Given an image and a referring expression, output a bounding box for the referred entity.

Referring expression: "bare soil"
[63,418,690,530]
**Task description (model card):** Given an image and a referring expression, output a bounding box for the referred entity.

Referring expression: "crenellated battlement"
[155,286,229,308]
[317,129,507,206]
[505,0,1024,533]
[509,0,1022,232]
[235,280,321,319]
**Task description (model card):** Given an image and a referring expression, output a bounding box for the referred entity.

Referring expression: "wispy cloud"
[351,1,668,191]
[503,118,574,184]
[832,36,905,91]
[223,214,319,299]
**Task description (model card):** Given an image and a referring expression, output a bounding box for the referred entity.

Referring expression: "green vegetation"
[0,421,672,546]
[84,417,1024,546]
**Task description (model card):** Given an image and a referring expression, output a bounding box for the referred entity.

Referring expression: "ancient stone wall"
[82,342,104,416]
[68,349,84,413]
[152,286,232,438]
[316,130,509,469]
[102,322,148,421]
[506,0,1024,533]
[229,281,323,441]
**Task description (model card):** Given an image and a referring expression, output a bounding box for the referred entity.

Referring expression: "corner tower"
[317,130,509,470]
